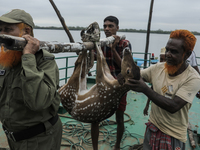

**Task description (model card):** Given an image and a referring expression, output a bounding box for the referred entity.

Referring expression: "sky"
[1,0,200,32]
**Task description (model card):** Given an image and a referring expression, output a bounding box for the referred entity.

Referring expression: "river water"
[34,29,200,57]
[34,29,200,85]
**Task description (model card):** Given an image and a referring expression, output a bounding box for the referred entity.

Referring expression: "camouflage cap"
[0,9,35,28]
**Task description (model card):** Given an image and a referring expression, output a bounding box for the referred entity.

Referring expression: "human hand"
[22,35,40,55]
[196,90,200,99]
[109,35,120,51]
[125,77,148,93]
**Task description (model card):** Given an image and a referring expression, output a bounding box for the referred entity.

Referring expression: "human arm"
[110,35,122,68]
[21,51,59,111]
[20,37,60,111]
[192,66,200,99]
[143,86,153,116]
[189,53,200,98]
[143,98,150,116]
[193,66,200,99]
[190,55,200,98]
[126,78,188,114]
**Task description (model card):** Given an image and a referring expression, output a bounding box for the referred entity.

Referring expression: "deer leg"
[58,51,88,113]
[91,122,99,150]
[95,42,114,81]
[79,50,87,92]
[58,50,86,94]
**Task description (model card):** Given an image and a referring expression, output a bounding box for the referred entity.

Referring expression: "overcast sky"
[1,0,200,32]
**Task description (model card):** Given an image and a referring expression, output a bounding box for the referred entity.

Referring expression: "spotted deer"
[58,23,140,123]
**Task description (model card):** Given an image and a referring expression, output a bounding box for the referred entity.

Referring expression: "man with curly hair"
[126,29,200,150]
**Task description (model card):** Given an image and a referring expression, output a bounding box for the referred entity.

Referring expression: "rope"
[59,113,143,149]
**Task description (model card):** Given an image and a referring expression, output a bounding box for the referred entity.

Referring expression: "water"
[34,29,200,57]
[34,29,200,85]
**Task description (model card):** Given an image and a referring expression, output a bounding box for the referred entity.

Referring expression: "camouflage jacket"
[0,49,60,132]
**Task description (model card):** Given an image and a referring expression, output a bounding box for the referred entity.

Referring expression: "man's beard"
[0,46,22,68]
[164,62,183,75]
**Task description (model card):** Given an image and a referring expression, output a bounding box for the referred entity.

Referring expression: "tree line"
[34,25,200,35]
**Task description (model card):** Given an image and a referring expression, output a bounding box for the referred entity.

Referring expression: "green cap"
[0,9,35,28]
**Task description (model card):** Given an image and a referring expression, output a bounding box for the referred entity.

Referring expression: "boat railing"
[132,52,152,68]
[55,52,155,84]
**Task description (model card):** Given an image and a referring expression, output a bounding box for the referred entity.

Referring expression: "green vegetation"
[34,25,84,30]
[34,25,200,35]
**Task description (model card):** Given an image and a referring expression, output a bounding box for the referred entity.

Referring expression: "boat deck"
[0,81,200,150]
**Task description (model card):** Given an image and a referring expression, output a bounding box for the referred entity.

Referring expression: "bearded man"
[0,9,62,150]
[126,29,200,150]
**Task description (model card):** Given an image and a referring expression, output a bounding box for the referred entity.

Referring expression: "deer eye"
[127,69,130,74]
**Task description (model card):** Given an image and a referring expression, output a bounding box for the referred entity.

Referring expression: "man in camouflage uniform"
[0,9,62,150]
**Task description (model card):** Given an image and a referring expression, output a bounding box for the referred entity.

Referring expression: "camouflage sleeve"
[20,50,60,111]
